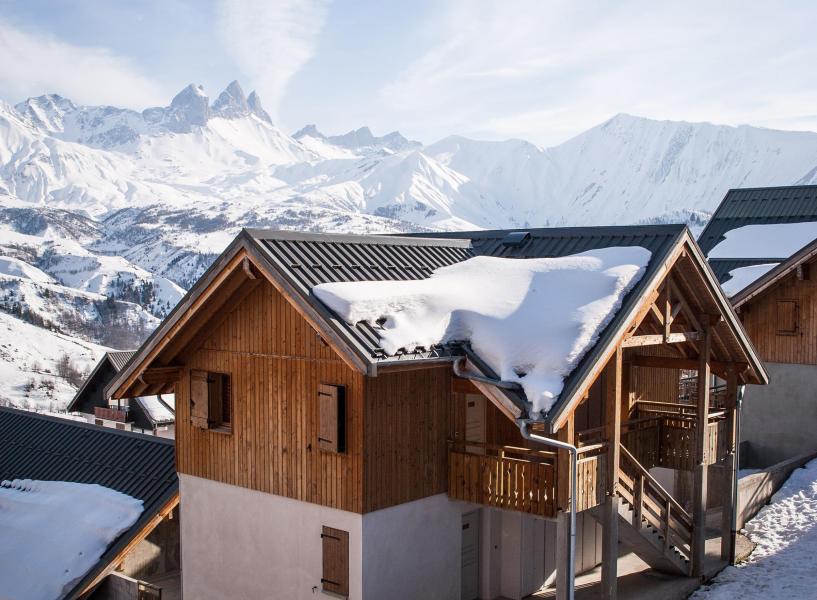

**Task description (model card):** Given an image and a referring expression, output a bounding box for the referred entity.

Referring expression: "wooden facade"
[737,255,817,365]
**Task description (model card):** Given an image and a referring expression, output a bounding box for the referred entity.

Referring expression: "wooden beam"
[140,366,183,385]
[629,354,748,378]
[721,367,739,564]
[621,331,700,347]
[602,348,623,599]
[692,320,711,577]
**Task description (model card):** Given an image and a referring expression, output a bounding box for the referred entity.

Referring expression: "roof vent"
[502,231,531,247]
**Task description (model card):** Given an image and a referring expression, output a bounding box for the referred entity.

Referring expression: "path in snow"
[691,459,817,599]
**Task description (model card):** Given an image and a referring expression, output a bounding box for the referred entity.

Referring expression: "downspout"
[730,384,745,563]
[452,357,523,390]
[518,420,577,600]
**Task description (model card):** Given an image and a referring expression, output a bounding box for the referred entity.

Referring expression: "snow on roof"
[721,263,778,297]
[709,222,817,259]
[314,247,651,414]
[0,479,143,600]
[136,395,174,424]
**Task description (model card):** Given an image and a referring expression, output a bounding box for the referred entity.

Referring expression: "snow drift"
[313,247,651,414]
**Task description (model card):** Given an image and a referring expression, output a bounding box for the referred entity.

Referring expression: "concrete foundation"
[741,362,817,468]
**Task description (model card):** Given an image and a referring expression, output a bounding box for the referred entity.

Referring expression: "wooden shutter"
[776,300,798,335]
[321,526,349,596]
[221,375,232,426]
[318,384,345,453]
[190,370,210,428]
[208,373,223,427]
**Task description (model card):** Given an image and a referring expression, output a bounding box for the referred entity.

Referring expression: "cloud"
[217,0,330,119]
[0,19,168,107]
[379,0,817,145]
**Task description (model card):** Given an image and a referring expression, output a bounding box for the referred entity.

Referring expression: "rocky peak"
[293,124,326,139]
[247,91,272,124]
[165,84,210,132]
[212,80,249,119]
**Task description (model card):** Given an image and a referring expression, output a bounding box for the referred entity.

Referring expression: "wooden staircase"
[593,445,693,576]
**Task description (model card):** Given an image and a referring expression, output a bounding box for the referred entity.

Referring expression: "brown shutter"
[221,375,232,425]
[321,526,349,596]
[190,370,210,428]
[208,373,223,427]
[318,384,345,453]
[776,300,798,335]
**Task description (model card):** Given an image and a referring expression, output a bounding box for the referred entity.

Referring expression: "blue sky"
[1,0,816,146]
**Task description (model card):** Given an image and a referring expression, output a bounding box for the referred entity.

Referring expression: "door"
[465,394,486,454]
[461,511,480,600]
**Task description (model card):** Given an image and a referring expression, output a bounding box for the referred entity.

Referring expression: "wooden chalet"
[69,350,176,438]
[700,184,817,467]
[107,225,766,600]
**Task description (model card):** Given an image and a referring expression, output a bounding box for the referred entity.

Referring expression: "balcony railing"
[94,406,129,423]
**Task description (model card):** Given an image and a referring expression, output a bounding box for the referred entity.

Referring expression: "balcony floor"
[531,517,754,600]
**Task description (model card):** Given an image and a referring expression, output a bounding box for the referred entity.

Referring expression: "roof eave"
[732,238,817,309]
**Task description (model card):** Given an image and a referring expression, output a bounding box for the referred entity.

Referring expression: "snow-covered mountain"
[3,79,817,410]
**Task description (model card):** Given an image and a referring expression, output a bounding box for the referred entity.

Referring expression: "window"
[321,526,349,596]
[94,419,103,426]
[776,300,798,335]
[318,384,346,453]
[190,370,232,431]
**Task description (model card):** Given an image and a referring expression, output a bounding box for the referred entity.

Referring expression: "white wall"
[180,474,364,600]
[361,493,467,600]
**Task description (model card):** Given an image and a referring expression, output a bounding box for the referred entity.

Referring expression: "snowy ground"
[691,459,817,599]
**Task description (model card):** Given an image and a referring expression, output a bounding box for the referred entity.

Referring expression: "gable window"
[190,370,232,431]
[321,526,349,596]
[318,384,346,453]
[776,300,798,336]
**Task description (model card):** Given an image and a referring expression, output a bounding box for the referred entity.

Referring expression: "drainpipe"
[730,384,745,564]
[518,420,577,600]
[452,357,523,391]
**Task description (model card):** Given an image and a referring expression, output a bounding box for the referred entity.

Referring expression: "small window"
[776,300,798,335]
[318,384,346,453]
[321,526,349,596]
[190,370,232,431]
[94,419,103,426]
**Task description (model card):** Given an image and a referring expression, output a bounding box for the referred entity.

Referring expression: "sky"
[0,0,816,146]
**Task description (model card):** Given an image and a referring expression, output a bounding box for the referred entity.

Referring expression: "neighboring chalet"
[700,184,817,467]
[0,407,179,599]
[107,225,766,600]
[69,350,175,438]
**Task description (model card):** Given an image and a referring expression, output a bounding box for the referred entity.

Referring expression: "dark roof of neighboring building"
[0,407,178,599]
[731,237,817,308]
[108,225,766,428]
[698,185,817,282]
[67,350,137,413]
[107,350,136,371]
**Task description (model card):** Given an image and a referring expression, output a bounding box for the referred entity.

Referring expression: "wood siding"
[176,282,366,513]
[740,260,817,365]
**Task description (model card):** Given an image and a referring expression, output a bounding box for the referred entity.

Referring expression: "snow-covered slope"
[3,80,817,411]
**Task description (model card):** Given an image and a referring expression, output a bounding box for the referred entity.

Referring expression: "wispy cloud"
[380,0,817,145]
[0,19,167,107]
[217,0,330,119]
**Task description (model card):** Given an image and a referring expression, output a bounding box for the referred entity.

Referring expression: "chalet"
[700,184,817,467]
[0,407,179,599]
[107,225,766,600]
[68,350,175,438]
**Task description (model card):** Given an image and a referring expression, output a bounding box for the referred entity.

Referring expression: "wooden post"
[692,320,711,577]
[556,510,571,600]
[601,347,623,600]
[721,367,739,563]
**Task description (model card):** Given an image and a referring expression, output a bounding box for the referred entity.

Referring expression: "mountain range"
[3,79,817,410]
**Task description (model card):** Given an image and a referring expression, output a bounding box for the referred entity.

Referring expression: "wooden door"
[465,393,486,454]
[461,510,480,600]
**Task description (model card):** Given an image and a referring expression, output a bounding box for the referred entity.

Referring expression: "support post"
[601,347,623,599]
[692,320,711,577]
[721,367,739,563]
[556,510,571,600]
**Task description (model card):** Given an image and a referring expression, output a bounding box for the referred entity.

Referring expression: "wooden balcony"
[94,406,129,423]
[447,440,608,518]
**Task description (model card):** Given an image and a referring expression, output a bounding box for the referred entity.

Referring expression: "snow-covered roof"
[314,248,651,413]
[709,222,817,260]
[0,479,143,600]
[135,395,175,425]
[721,263,778,297]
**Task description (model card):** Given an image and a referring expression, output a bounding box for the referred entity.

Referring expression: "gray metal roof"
[0,407,177,599]
[698,185,817,284]
[107,350,136,372]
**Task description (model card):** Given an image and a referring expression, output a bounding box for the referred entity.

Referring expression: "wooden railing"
[619,445,693,558]
[576,443,607,512]
[448,441,557,518]
[94,406,129,422]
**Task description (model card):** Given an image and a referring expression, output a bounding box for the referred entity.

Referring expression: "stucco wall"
[361,493,467,600]
[741,362,817,467]
[180,474,364,600]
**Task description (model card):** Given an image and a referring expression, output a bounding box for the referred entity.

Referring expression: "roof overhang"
[731,238,817,309]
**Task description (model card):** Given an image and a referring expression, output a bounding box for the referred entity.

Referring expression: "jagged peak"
[246,91,271,123]
[293,124,325,139]
[171,84,208,107]
[212,80,249,119]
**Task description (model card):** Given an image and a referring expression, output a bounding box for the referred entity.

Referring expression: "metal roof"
[67,350,139,413]
[0,407,177,598]
[108,350,137,372]
[698,185,817,284]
